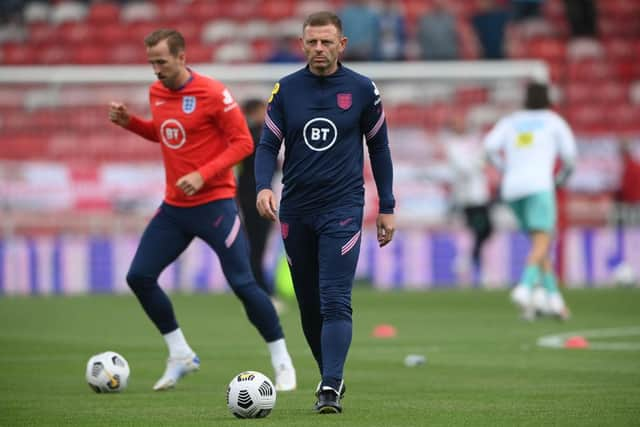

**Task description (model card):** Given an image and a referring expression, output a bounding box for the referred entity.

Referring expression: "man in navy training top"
[255,11,396,414]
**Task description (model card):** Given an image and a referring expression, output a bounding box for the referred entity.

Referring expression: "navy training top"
[255,63,395,217]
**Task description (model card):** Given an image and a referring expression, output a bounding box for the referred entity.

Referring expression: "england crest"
[337,93,352,110]
[182,96,196,114]
[281,222,289,239]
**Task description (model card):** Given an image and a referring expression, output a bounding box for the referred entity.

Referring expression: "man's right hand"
[256,189,278,221]
[109,102,130,127]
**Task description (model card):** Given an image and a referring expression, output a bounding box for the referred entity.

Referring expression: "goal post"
[0,60,549,84]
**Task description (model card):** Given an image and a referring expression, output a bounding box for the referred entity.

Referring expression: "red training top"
[126,70,253,207]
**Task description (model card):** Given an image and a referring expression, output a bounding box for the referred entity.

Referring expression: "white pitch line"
[537,326,640,351]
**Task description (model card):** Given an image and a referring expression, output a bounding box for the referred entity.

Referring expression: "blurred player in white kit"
[484,82,577,320]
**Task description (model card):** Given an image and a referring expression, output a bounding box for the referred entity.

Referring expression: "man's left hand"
[376,213,395,247]
[176,171,204,196]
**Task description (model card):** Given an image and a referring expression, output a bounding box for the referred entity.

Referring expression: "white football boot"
[531,286,552,317]
[548,292,571,321]
[273,361,296,391]
[510,284,535,321]
[153,353,200,391]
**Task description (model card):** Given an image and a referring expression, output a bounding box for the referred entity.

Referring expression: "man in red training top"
[108,29,296,392]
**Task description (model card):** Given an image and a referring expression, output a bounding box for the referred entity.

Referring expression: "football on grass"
[86,351,130,393]
[226,371,276,418]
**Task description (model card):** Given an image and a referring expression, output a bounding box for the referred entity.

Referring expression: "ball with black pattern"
[226,371,276,418]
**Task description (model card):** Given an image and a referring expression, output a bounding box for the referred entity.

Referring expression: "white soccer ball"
[226,371,276,418]
[86,351,130,393]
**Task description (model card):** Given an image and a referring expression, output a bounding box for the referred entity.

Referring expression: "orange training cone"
[564,335,589,349]
[372,324,397,338]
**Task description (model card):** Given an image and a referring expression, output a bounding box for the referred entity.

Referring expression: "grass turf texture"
[1,288,639,426]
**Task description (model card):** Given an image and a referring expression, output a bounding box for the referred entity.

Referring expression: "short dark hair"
[524,82,550,110]
[144,29,185,56]
[302,11,343,35]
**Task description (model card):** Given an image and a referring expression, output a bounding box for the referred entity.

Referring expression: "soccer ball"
[86,351,130,393]
[226,371,276,418]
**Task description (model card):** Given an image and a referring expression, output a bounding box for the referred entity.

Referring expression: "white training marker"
[537,326,640,351]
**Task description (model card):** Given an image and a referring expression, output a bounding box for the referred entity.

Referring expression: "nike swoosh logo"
[155,100,166,106]
[339,217,353,226]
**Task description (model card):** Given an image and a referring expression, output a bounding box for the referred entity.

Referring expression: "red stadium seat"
[93,23,131,45]
[566,105,607,134]
[224,1,263,19]
[162,20,201,45]
[454,86,488,106]
[598,0,640,18]
[72,44,104,65]
[605,104,640,133]
[40,44,72,64]
[125,22,161,44]
[597,82,629,104]
[1,133,48,159]
[2,43,38,65]
[27,22,55,44]
[564,82,592,104]
[109,43,146,64]
[599,16,640,38]
[603,38,637,60]
[32,109,65,132]
[385,103,428,128]
[565,81,628,105]
[258,0,296,21]
[87,1,120,24]
[188,0,223,22]
[156,1,186,21]
[57,106,108,132]
[1,109,31,133]
[615,60,640,82]
[58,22,96,45]
[185,44,213,64]
[0,88,26,108]
[567,60,614,81]
[525,38,566,61]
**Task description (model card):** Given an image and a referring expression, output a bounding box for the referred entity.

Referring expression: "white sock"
[163,328,194,359]
[267,338,291,368]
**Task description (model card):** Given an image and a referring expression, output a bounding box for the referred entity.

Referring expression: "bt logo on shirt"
[303,117,337,152]
[160,119,187,149]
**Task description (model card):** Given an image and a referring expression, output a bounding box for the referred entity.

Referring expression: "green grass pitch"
[1,287,639,426]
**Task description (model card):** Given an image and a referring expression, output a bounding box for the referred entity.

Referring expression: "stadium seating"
[0,0,639,228]
[1,0,636,136]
